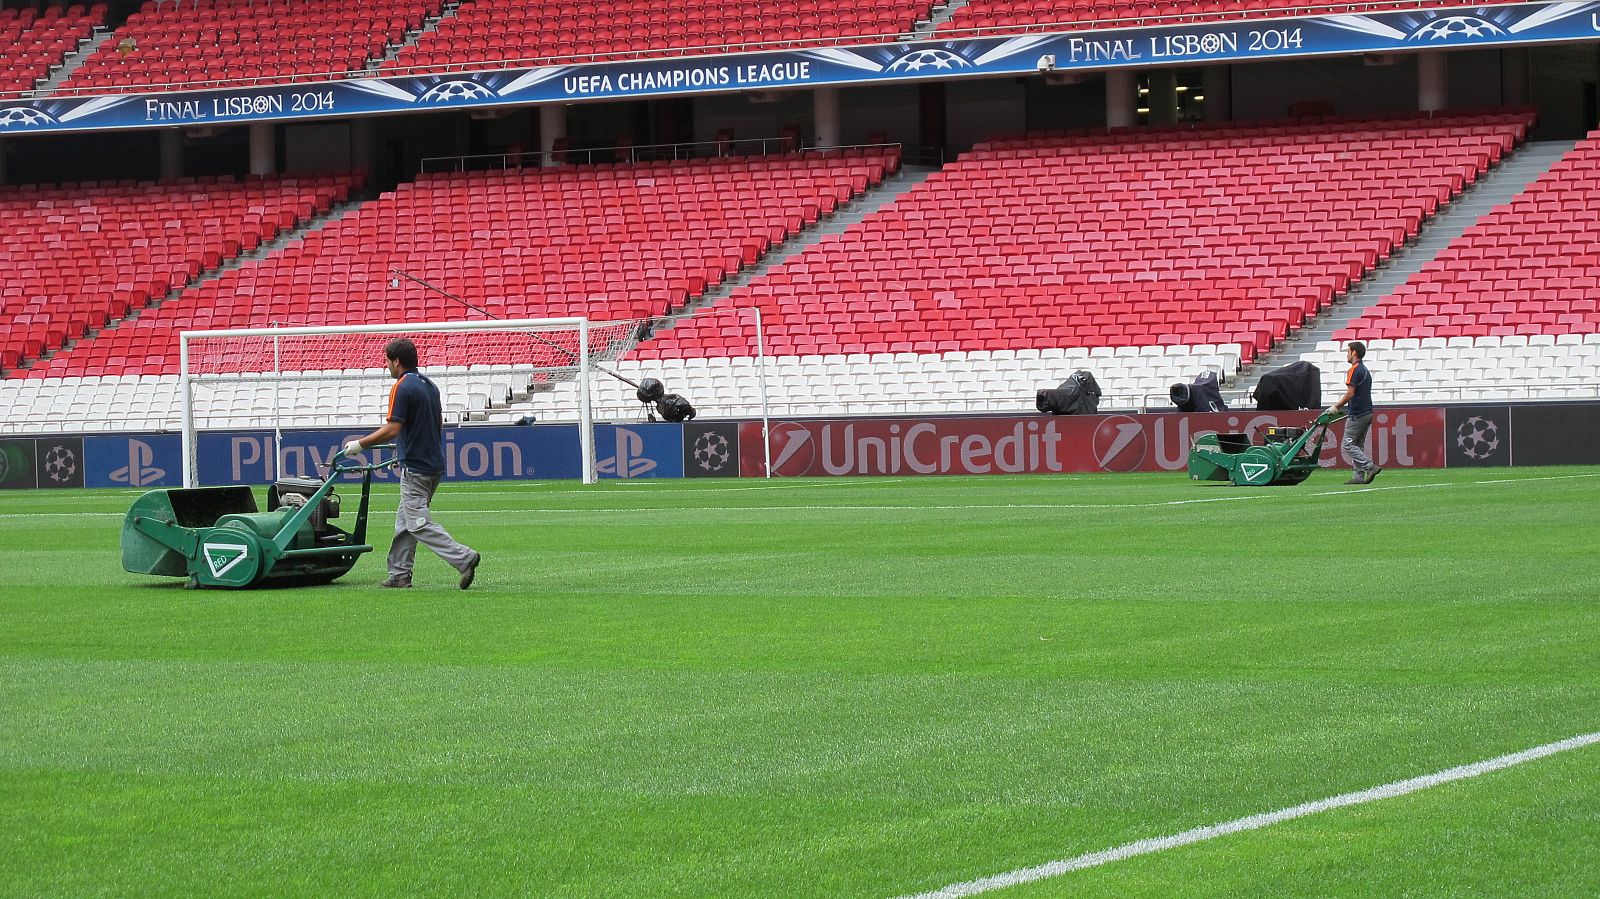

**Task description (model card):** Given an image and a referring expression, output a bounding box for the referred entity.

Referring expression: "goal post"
[178,317,643,487]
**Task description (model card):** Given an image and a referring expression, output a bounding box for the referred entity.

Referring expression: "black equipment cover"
[656,394,696,422]
[1170,370,1228,412]
[635,378,666,403]
[1036,370,1101,415]
[1254,361,1321,410]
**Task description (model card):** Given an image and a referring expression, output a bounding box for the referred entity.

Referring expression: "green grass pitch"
[2,468,1597,897]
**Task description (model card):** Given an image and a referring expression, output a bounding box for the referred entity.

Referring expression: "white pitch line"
[3,471,1596,520]
[461,478,914,496]
[428,472,1600,515]
[893,731,1600,899]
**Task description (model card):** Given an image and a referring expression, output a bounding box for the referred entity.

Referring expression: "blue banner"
[194,426,592,484]
[0,2,1594,134]
[59,425,685,486]
[85,433,182,487]
[594,424,685,478]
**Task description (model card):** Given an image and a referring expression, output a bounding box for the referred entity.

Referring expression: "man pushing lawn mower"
[341,338,481,590]
[1328,340,1382,486]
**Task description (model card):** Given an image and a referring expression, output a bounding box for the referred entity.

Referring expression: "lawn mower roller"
[122,449,398,588]
[1186,409,1346,486]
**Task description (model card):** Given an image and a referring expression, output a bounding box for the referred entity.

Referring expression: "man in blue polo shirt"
[342,338,481,589]
[1329,340,1380,486]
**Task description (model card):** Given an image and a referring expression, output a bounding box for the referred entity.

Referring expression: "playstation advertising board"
[1,2,1597,134]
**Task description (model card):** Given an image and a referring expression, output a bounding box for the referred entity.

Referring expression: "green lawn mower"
[1187,409,1346,487]
[122,450,397,588]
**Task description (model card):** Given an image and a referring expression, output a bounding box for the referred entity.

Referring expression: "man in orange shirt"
[1329,341,1380,485]
[343,339,481,589]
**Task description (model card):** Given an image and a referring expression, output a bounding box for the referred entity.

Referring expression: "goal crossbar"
[179,317,605,487]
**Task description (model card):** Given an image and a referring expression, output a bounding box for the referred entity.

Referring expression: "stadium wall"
[3,403,1595,489]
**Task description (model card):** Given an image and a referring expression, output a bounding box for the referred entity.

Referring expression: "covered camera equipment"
[635,378,666,403]
[1036,370,1101,415]
[1171,370,1228,412]
[1253,361,1321,410]
[655,393,696,422]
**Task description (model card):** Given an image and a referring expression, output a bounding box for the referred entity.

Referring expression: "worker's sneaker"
[459,551,481,590]
[378,575,411,588]
[1364,466,1383,484]
[1343,475,1365,485]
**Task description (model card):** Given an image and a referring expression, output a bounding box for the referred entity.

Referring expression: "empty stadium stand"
[527,112,1546,418]
[384,0,934,73]
[0,3,103,95]
[642,113,1530,376]
[0,173,359,377]
[2,150,897,430]
[58,0,440,93]
[8,112,1590,431]
[938,0,1495,36]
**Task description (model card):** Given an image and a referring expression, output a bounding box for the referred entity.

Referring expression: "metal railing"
[419,139,927,174]
[8,0,1528,102]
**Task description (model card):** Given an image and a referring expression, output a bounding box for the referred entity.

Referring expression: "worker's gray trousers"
[388,468,475,579]
[1342,412,1375,476]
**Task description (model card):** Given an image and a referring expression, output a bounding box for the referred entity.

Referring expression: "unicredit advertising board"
[734,409,1446,477]
[3,403,1595,489]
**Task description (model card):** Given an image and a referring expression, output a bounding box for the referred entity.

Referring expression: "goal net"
[179,317,644,486]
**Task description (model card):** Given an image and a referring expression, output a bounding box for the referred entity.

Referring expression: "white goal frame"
[179,318,600,487]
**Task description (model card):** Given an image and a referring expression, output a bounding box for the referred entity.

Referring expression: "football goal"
[178,317,644,486]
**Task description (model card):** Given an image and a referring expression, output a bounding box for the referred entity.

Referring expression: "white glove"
[341,439,363,458]
[1325,405,1340,416]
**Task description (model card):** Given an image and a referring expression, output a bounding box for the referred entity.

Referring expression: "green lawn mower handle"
[323,445,399,549]
[1298,407,1348,460]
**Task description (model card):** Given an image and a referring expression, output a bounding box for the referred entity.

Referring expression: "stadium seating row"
[0,174,358,374]
[1297,335,1600,403]
[11,334,1600,435]
[0,3,103,94]
[386,0,931,72]
[59,0,439,92]
[0,344,1242,432]
[27,0,1510,92]
[939,0,1494,35]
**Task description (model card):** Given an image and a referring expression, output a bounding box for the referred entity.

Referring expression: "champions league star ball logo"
[41,445,78,483]
[691,430,731,473]
[1455,416,1501,460]
[418,80,494,103]
[0,106,55,128]
[1410,16,1505,41]
[885,48,972,74]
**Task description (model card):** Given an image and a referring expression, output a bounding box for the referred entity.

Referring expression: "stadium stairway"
[660,164,942,325]
[365,0,463,73]
[905,0,974,39]
[1237,139,1580,398]
[30,22,110,97]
